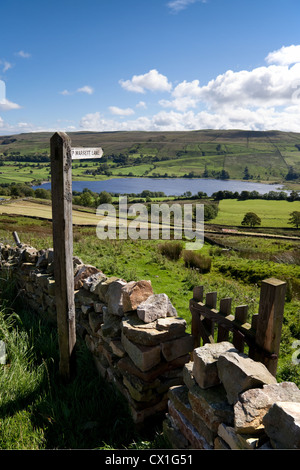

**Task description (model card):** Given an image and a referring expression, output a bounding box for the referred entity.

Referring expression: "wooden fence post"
[191,286,204,348]
[50,132,76,382]
[255,278,286,376]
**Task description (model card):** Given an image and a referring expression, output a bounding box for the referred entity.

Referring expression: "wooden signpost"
[71,147,103,159]
[50,132,103,381]
[50,132,76,381]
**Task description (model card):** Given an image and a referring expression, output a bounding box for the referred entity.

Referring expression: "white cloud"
[136,101,147,109]
[0,99,21,111]
[266,45,300,66]
[198,64,300,108]
[159,79,202,111]
[119,69,172,94]
[60,85,94,95]
[0,61,12,73]
[78,99,300,134]
[109,106,135,116]
[15,50,31,59]
[160,62,300,112]
[167,0,206,13]
[77,85,94,95]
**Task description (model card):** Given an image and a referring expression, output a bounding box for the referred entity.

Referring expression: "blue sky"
[1,0,300,134]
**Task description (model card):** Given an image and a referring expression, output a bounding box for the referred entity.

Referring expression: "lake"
[33,177,287,197]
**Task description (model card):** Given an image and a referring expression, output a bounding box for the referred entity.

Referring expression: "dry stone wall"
[0,243,192,425]
[1,242,300,449]
[164,343,300,449]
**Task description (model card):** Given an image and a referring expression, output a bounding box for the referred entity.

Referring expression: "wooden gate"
[190,278,286,376]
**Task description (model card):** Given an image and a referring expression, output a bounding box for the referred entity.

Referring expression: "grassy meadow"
[212,199,300,228]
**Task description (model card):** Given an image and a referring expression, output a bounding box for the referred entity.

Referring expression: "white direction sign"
[71,147,103,160]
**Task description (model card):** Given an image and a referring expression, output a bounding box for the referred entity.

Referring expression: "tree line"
[211,189,300,202]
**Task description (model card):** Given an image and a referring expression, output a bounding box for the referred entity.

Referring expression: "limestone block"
[163,415,190,449]
[82,271,107,292]
[234,382,300,435]
[263,402,300,449]
[19,262,36,274]
[36,248,54,268]
[168,385,216,445]
[214,437,230,449]
[109,339,126,358]
[106,279,127,316]
[188,384,234,432]
[168,401,213,449]
[117,354,190,384]
[94,276,120,302]
[218,424,259,450]
[74,264,101,290]
[75,288,97,306]
[217,351,277,405]
[161,334,194,362]
[136,293,177,323]
[122,280,153,312]
[192,342,237,389]
[22,246,38,263]
[121,314,186,346]
[88,311,103,334]
[123,376,158,403]
[121,332,161,372]
[101,313,122,338]
[183,362,197,390]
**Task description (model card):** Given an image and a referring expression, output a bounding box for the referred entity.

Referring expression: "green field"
[0,162,50,184]
[1,129,300,185]
[212,199,300,227]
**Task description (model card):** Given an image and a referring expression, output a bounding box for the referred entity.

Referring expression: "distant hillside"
[1,129,300,183]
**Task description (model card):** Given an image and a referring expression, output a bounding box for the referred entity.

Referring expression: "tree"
[35,188,51,199]
[204,204,218,221]
[219,169,230,180]
[288,211,300,229]
[98,190,112,205]
[243,166,250,180]
[241,212,261,228]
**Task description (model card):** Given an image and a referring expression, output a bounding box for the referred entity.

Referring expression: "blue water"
[33,177,287,197]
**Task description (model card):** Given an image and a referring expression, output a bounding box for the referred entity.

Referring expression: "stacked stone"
[164,342,300,449]
[0,243,58,323]
[81,273,194,424]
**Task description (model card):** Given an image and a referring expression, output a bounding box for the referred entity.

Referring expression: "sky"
[1,0,300,135]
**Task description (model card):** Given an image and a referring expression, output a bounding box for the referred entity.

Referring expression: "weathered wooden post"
[255,278,286,376]
[50,132,76,382]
